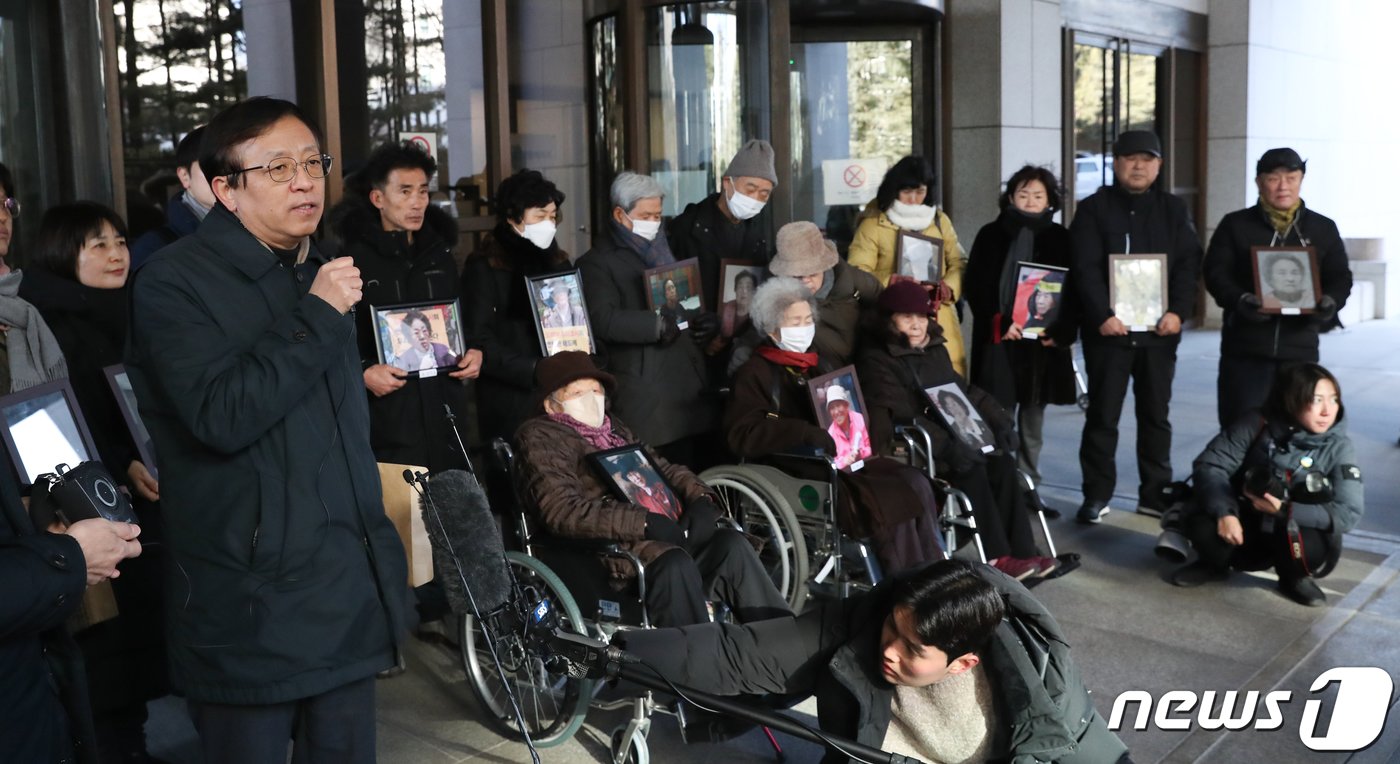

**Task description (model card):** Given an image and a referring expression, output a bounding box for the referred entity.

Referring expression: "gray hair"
[750,277,819,336]
[610,171,665,213]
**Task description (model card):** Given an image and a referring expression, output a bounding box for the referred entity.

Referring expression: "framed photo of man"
[1251,246,1320,315]
[807,366,872,472]
[718,260,764,338]
[1108,254,1167,332]
[104,365,159,480]
[1011,262,1069,340]
[372,299,466,377]
[643,258,704,330]
[526,270,596,356]
[893,231,944,284]
[0,378,100,487]
[587,444,682,520]
[923,382,995,454]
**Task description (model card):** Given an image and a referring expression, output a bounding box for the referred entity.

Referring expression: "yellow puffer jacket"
[847,206,967,376]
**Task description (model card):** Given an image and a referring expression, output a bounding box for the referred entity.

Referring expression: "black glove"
[1236,293,1269,323]
[658,313,682,346]
[644,513,687,545]
[680,497,723,550]
[994,425,1020,455]
[689,311,720,344]
[1311,295,1338,326]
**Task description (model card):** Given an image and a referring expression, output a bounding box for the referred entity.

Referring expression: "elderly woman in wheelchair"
[855,280,1059,581]
[513,351,792,628]
[725,277,945,577]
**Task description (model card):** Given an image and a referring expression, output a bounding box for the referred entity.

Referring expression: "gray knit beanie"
[723,139,778,185]
[771,222,838,276]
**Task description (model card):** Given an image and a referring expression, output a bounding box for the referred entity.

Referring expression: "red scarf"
[756,344,819,370]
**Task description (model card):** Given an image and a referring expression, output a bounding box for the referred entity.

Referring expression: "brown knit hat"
[771,221,838,277]
[723,139,778,185]
[533,351,616,410]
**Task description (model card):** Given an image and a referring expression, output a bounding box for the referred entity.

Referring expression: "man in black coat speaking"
[126,97,409,763]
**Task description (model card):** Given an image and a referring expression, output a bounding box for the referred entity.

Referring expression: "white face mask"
[626,213,662,241]
[558,391,606,428]
[519,219,557,249]
[777,324,816,353]
[725,180,766,220]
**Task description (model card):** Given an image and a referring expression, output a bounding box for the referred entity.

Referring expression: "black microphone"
[411,469,510,616]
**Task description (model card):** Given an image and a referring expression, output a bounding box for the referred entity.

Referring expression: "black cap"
[1113,130,1162,158]
[1257,147,1306,175]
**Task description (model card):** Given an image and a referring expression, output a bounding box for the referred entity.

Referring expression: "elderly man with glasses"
[124,97,408,764]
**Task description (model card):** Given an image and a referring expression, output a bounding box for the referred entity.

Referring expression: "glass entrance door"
[1069,35,1164,210]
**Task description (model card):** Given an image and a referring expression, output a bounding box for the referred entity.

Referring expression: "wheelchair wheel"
[701,466,810,610]
[459,551,591,747]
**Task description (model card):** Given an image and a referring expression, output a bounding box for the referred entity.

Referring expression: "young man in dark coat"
[1203,147,1352,428]
[1070,130,1202,522]
[328,140,481,472]
[619,559,1129,764]
[129,126,217,269]
[126,97,409,763]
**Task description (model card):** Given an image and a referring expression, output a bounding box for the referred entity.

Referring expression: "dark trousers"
[950,454,1039,560]
[1185,508,1332,581]
[1217,354,1290,429]
[645,529,792,627]
[1079,342,1177,505]
[187,677,377,764]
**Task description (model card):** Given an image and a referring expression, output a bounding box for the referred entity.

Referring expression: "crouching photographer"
[1170,363,1363,606]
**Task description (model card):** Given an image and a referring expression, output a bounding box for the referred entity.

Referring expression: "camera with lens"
[37,462,140,526]
[1242,465,1288,501]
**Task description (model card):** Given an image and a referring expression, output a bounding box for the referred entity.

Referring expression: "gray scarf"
[0,270,69,391]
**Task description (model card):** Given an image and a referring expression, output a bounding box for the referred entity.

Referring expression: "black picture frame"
[1011,262,1070,340]
[525,269,597,356]
[586,444,683,520]
[103,364,158,480]
[643,258,704,330]
[0,378,101,487]
[1251,245,1321,315]
[893,230,944,284]
[371,298,467,377]
[923,382,995,454]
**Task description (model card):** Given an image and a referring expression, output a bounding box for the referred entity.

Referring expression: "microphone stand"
[443,404,476,474]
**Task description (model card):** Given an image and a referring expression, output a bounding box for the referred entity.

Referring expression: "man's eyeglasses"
[228,154,334,183]
[0,197,19,218]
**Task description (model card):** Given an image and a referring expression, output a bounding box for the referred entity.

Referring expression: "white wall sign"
[821,158,888,207]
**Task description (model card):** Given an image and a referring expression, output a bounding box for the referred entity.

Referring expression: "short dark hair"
[889,560,1005,658]
[399,309,430,337]
[495,169,564,225]
[734,269,758,290]
[876,156,937,213]
[0,162,14,198]
[175,126,206,171]
[1025,287,1060,316]
[937,389,971,418]
[350,140,437,198]
[31,201,128,281]
[999,165,1063,213]
[1263,363,1343,426]
[199,97,325,188]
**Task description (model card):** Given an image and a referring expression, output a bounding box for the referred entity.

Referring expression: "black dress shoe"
[1076,501,1109,525]
[1170,561,1229,588]
[1280,576,1326,607]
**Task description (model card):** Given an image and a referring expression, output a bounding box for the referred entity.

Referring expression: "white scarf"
[886,201,938,232]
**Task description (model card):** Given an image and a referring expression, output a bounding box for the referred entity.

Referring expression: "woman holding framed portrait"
[847,155,968,376]
[964,165,1080,483]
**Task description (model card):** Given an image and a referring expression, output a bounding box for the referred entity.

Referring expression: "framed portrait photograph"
[372,299,466,378]
[923,382,995,454]
[0,379,100,487]
[103,365,158,480]
[1108,254,1167,332]
[893,230,944,284]
[1011,262,1069,340]
[587,444,682,520]
[526,270,596,356]
[643,258,704,330]
[718,260,764,338]
[808,366,872,472]
[1251,246,1320,315]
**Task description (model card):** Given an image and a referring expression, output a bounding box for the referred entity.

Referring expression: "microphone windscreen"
[420,469,511,616]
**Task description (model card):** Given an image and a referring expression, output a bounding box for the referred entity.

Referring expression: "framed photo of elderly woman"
[807,366,872,472]
[103,365,158,480]
[718,260,764,338]
[371,299,466,377]
[923,383,995,454]
[1107,254,1167,332]
[587,444,682,520]
[526,270,596,356]
[1251,246,1320,315]
[0,378,100,488]
[893,230,944,284]
[643,258,704,330]
[1011,262,1069,340]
